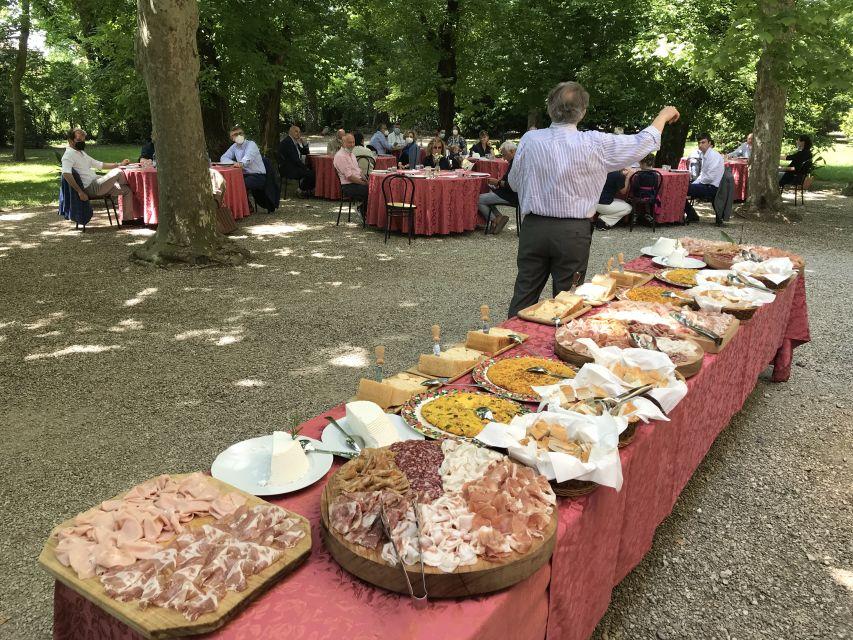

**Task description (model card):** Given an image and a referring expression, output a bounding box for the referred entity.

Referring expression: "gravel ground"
[0,190,850,639]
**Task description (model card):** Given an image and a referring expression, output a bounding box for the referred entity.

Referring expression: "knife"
[480,305,490,333]
[431,324,441,356]
[374,345,385,382]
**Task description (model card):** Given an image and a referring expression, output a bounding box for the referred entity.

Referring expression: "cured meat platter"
[39,474,311,639]
[319,443,558,598]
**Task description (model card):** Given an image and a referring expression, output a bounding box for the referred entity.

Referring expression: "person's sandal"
[492,213,509,235]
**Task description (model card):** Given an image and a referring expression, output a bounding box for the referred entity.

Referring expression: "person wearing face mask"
[387,122,406,149]
[220,125,267,191]
[369,123,393,155]
[60,128,134,216]
[397,131,421,169]
[447,127,467,155]
[424,137,451,170]
[470,130,494,158]
[333,133,370,216]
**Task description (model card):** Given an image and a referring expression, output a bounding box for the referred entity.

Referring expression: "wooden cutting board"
[320,455,557,598]
[39,474,312,639]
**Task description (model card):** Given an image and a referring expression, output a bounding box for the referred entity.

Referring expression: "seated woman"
[470,130,494,158]
[779,135,813,186]
[447,126,467,155]
[424,137,451,170]
[447,143,465,169]
[352,130,377,175]
[397,131,421,169]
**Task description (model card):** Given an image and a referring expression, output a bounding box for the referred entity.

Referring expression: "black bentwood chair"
[628,170,663,232]
[380,174,417,245]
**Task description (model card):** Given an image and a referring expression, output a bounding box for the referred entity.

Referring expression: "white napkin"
[688,269,775,311]
[574,283,609,302]
[461,158,475,170]
[731,257,796,285]
[478,411,623,488]
[470,152,481,159]
[667,246,689,267]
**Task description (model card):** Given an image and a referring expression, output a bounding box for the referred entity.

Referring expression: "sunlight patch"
[125,287,158,307]
[399,301,419,308]
[830,567,853,592]
[310,251,344,259]
[216,335,241,346]
[125,228,155,236]
[35,331,62,338]
[329,346,369,368]
[24,312,65,331]
[25,344,121,361]
[109,319,143,333]
[246,222,310,236]
[0,212,38,221]
[234,378,266,388]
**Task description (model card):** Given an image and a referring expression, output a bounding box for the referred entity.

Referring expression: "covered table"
[677,158,749,202]
[118,166,250,225]
[649,169,690,223]
[365,170,489,236]
[308,154,397,200]
[52,256,810,640]
[472,158,508,179]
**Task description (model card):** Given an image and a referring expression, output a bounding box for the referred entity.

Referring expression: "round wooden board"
[320,457,558,598]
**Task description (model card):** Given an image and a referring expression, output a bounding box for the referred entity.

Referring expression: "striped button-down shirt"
[508,123,661,219]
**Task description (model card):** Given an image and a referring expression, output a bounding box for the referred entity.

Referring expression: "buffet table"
[472,158,508,179]
[365,171,490,236]
[308,154,398,200]
[51,254,810,640]
[677,158,749,202]
[118,166,250,225]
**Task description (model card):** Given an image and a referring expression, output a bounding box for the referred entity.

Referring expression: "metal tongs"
[727,272,773,293]
[379,500,428,606]
[580,383,658,412]
[629,331,659,351]
[739,248,764,263]
[526,366,574,380]
[670,311,722,346]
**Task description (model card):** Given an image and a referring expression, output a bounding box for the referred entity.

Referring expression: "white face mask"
[234,135,246,145]
[452,130,459,135]
[405,137,413,144]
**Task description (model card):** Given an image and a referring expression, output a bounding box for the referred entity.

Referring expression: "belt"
[526,214,593,221]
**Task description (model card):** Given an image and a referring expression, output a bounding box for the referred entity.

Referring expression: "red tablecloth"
[52,257,810,640]
[677,158,749,202]
[473,158,508,179]
[308,155,397,200]
[118,166,250,225]
[365,171,489,236]
[392,147,428,163]
[651,169,690,223]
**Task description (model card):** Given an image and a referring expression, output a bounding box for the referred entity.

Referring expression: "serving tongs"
[298,438,358,459]
[379,501,428,606]
[526,366,573,380]
[628,331,659,352]
[580,383,658,412]
[727,272,773,293]
[670,311,722,346]
[738,248,764,263]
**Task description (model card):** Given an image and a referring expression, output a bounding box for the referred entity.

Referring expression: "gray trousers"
[477,191,510,219]
[508,214,594,318]
[84,168,134,218]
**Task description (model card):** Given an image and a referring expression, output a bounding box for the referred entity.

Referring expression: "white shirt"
[221,140,266,174]
[508,123,661,219]
[387,130,406,147]
[61,147,103,188]
[728,141,751,159]
[695,147,724,187]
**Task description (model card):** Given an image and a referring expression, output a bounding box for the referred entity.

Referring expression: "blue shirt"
[221,140,266,175]
[369,130,392,155]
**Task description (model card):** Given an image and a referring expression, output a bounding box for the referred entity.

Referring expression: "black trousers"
[508,214,594,318]
[684,182,717,222]
[341,183,368,209]
[286,165,315,192]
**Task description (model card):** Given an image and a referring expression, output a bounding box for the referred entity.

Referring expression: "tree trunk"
[11,0,30,162]
[304,81,320,133]
[742,44,788,218]
[257,82,283,157]
[526,106,541,130]
[656,116,689,168]
[436,0,458,133]
[197,24,231,160]
[133,0,248,266]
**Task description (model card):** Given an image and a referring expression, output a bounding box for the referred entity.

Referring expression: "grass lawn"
[1,141,849,210]
[0,144,138,209]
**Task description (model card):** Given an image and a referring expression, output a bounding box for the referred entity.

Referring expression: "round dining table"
[678,157,749,201]
[118,165,250,224]
[308,154,397,200]
[365,170,490,236]
[472,158,508,179]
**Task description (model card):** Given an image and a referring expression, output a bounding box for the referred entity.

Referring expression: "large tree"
[133,0,247,266]
[10,0,29,161]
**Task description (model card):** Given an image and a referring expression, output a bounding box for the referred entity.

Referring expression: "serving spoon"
[526,366,574,379]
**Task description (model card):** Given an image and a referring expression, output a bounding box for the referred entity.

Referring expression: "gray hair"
[499,140,517,154]
[547,82,590,124]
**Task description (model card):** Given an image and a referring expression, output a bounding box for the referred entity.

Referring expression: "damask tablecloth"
[308,154,397,200]
[118,166,250,225]
[677,158,749,202]
[472,158,508,179]
[365,172,489,236]
[52,257,809,640]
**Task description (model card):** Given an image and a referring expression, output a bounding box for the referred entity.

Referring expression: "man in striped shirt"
[507,82,680,317]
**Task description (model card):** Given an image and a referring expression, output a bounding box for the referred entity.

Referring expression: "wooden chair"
[380,174,417,244]
[628,170,663,232]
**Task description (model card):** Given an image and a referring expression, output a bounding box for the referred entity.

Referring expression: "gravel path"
[0,191,850,639]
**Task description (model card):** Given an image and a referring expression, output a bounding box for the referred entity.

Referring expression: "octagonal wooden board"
[39,474,312,639]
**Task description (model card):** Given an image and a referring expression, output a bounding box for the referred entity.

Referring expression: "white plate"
[321,414,423,452]
[469,172,490,177]
[211,435,332,496]
[652,256,706,269]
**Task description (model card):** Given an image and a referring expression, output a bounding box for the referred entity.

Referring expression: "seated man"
[139,137,155,164]
[683,133,723,224]
[326,128,345,154]
[369,124,393,155]
[220,125,266,192]
[386,123,406,149]
[352,131,377,175]
[477,141,517,234]
[727,132,753,159]
[61,128,134,217]
[333,133,369,216]
[595,169,630,229]
[278,124,315,196]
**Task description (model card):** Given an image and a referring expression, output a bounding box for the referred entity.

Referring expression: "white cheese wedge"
[269,431,310,485]
[345,401,399,448]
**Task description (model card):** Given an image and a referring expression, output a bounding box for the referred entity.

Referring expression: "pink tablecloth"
[52,257,810,640]
[651,169,690,223]
[308,154,397,200]
[365,171,489,236]
[678,158,749,201]
[118,166,250,224]
[473,158,508,179]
